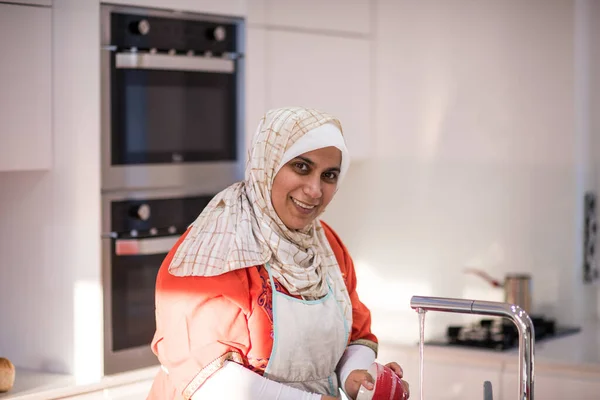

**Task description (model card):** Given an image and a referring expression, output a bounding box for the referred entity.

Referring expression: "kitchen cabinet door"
[247,0,266,25]
[245,27,267,153]
[265,30,372,160]
[105,0,246,17]
[377,344,503,400]
[264,0,371,35]
[0,0,52,5]
[0,3,52,171]
[501,370,600,400]
[418,359,502,400]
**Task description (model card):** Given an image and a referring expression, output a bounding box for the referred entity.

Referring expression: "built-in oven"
[101,4,245,191]
[102,188,214,375]
[100,4,244,375]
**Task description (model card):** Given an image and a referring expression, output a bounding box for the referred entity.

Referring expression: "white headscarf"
[276,122,350,185]
[168,107,352,327]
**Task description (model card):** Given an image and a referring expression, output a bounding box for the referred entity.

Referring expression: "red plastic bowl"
[357,362,407,400]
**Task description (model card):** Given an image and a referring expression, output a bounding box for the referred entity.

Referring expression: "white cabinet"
[1,0,51,5]
[501,370,600,400]
[247,0,267,25]
[421,359,502,400]
[246,1,373,159]
[105,0,246,17]
[0,2,52,171]
[245,27,267,151]
[377,344,503,400]
[265,30,372,160]
[256,0,371,35]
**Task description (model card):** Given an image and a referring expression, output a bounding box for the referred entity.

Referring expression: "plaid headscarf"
[168,107,352,324]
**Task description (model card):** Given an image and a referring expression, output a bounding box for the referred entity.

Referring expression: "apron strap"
[265,262,333,298]
[264,262,277,292]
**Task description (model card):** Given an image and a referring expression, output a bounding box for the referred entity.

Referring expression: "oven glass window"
[111,251,165,351]
[109,195,214,353]
[112,68,237,165]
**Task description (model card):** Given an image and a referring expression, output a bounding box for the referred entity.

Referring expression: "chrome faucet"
[410,296,535,400]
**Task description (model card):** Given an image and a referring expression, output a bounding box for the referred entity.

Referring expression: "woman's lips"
[291,197,317,215]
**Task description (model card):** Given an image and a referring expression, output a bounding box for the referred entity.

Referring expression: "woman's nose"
[303,177,322,199]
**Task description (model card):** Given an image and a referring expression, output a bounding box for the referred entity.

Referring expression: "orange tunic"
[147,221,377,400]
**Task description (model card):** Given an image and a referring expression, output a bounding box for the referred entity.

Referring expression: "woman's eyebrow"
[294,156,315,166]
[293,156,340,172]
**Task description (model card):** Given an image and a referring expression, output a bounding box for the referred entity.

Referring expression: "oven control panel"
[111,12,238,54]
[111,194,213,239]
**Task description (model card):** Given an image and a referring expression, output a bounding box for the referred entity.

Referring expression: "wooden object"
[0,357,15,392]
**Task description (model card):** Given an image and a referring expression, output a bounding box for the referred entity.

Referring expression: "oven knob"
[133,203,151,221]
[209,26,227,42]
[130,19,151,36]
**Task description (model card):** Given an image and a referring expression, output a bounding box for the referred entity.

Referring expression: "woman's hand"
[385,362,410,399]
[344,363,411,400]
[344,369,375,399]
[321,396,339,400]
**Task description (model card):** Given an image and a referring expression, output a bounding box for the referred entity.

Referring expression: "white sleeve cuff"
[192,361,322,400]
[336,345,376,395]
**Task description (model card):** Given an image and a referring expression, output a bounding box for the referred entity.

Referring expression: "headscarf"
[277,122,350,186]
[168,107,352,323]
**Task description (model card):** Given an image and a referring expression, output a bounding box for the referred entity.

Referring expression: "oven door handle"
[115,52,234,73]
[113,235,180,256]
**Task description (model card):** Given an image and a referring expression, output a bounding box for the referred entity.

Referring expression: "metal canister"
[504,274,532,314]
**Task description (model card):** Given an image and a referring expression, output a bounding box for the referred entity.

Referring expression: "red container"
[357,362,407,400]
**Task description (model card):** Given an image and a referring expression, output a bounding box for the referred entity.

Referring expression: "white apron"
[263,263,350,397]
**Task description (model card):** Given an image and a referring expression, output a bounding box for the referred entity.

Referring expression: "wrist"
[337,345,376,393]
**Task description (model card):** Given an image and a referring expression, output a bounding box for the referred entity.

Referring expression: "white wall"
[325,0,598,344]
[0,0,102,379]
[589,0,600,317]
[575,0,600,317]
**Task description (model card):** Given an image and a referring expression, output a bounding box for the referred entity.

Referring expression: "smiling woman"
[272,145,342,230]
[147,107,409,400]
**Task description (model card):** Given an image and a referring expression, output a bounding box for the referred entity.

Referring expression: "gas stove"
[427,315,580,351]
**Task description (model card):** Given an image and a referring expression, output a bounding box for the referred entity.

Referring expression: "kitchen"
[0,0,599,399]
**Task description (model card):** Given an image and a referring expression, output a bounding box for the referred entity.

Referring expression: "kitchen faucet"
[410,296,535,400]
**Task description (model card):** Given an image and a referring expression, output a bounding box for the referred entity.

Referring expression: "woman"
[147,107,409,400]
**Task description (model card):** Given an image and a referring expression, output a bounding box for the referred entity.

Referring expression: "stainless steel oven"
[100,4,245,375]
[102,187,215,375]
[101,4,245,191]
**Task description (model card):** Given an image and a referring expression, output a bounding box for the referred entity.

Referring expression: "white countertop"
[1,320,598,399]
[0,366,159,400]
[530,323,600,367]
[378,319,600,378]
